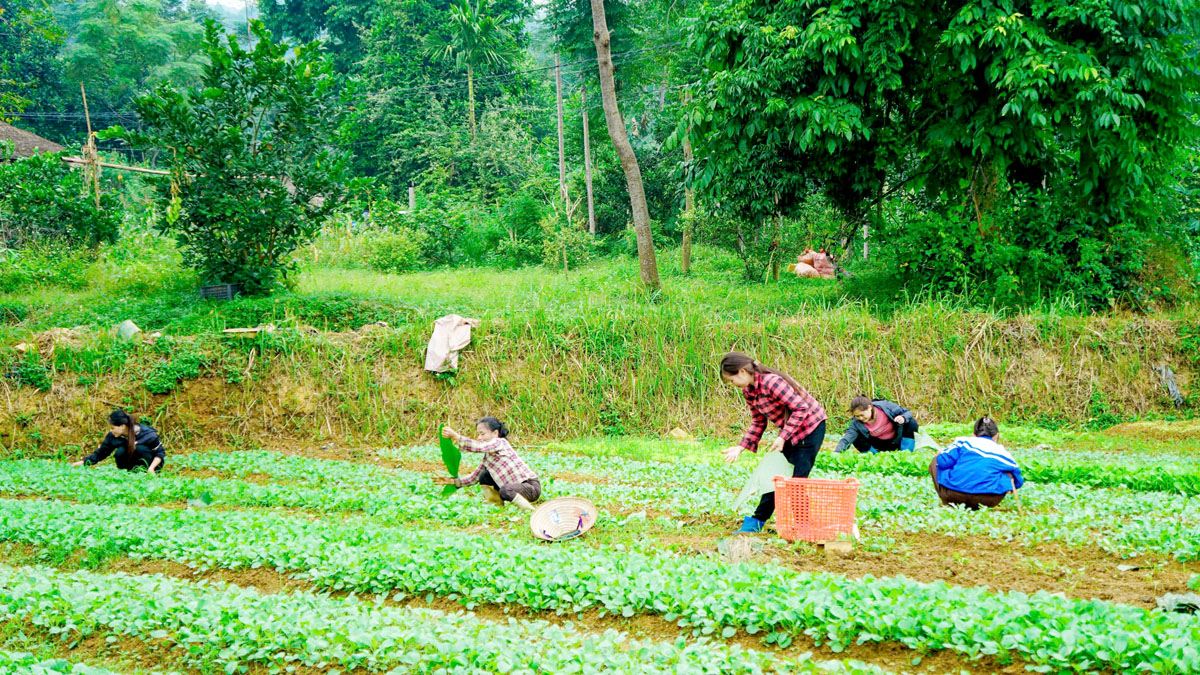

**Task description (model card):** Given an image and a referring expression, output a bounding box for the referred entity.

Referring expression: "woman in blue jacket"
[930,416,1023,509]
[833,396,918,453]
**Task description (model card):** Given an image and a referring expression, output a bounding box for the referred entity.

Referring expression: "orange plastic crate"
[772,476,861,543]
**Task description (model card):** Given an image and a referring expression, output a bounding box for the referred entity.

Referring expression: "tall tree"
[688,0,1200,305]
[59,0,207,106]
[105,20,348,295]
[424,0,514,139]
[0,0,66,118]
[590,0,659,290]
[257,0,375,73]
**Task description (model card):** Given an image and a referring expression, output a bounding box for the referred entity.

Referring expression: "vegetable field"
[0,439,1198,675]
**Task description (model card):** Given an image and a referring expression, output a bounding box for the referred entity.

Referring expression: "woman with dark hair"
[930,416,1023,509]
[833,395,919,453]
[720,351,827,534]
[71,410,165,475]
[433,417,541,511]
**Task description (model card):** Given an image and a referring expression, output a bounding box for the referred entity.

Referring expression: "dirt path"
[675,526,1197,609]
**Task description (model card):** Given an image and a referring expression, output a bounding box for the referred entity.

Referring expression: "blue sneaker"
[900,438,916,452]
[734,516,764,534]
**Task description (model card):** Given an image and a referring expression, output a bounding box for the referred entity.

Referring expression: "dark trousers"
[928,458,1006,510]
[852,417,918,453]
[752,420,826,522]
[479,470,542,502]
[113,446,161,471]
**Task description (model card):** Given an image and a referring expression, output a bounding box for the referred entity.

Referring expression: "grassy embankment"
[4,245,1199,456]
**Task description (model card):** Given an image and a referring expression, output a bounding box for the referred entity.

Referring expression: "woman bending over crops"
[929,416,1023,509]
[71,410,165,474]
[720,351,827,534]
[433,417,541,511]
[833,395,919,453]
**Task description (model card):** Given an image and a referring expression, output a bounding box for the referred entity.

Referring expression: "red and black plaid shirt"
[454,437,538,487]
[739,372,827,451]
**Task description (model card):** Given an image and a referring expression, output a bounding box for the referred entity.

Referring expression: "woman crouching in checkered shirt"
[433,417,542,511]
[720,352,828,535]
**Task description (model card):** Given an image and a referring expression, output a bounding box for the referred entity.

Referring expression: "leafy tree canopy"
[104,20,349,294]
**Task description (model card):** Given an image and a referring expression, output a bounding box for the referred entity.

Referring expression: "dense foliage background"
[1,0,1198,308]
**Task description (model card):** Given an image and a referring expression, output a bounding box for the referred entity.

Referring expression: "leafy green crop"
[15,447,1199,560]
[2,499,1198,674]
[0,563,880,675]
[820,447,1200,495]
[0,649,129,675]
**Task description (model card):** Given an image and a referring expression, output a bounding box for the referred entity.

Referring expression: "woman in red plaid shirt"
[433,417,541,511]
[720,351,827,534]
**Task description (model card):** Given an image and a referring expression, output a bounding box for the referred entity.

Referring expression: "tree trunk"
[681,99,694,275]
[590,0,660,291]
[467,62,476,140]
[581,87,597,235]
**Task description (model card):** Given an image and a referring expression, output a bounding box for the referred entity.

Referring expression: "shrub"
[0,300,29,324]
[0,149,121,248]
[493,237,542,269]
[85,226,193,295]
[104,21,348,295]
[144,341,209,394]
[0,245,94,292]
[541,216,596,270]
[868,188,1152,308]
[6,356,52,391]
[366,229,429,274]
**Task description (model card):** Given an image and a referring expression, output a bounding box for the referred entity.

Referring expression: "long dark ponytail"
[477,416,509,438]
[108,409,138,455]
[720,352,806,393]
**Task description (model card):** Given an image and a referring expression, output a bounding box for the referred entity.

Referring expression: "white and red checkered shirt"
[454,437,538,487]
[739,372,827,451]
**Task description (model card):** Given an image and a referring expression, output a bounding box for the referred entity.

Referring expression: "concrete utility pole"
[581,87,596,235]
[555,54,568,210]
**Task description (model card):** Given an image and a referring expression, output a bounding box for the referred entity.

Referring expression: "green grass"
[6,234,1200,449]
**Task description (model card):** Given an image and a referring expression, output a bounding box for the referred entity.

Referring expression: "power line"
[4,45,679,122]
[370,42,682,98]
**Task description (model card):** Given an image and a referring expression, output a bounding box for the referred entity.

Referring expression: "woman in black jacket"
[71,410,165,474]
[833,395,918,453]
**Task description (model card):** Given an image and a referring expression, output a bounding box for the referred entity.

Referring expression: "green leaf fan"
[440,424,461,497]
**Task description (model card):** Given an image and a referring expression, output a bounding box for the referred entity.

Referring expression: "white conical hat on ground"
[530,497,597,542]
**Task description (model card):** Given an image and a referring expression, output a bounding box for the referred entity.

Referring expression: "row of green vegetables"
[383,435,1200,495]
[819,449,1200,496]
[1,498,1197,675]
[150,453,1200,560]
[174,448,1199,530]
[5,456,1199,560]
[0,564,872,675]
[0,650,128,675]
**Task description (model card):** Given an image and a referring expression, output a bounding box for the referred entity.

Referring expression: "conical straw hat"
[529,497,597,542]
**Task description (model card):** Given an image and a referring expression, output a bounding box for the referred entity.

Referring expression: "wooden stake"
[555,54,568,209]
[581,86,596,235]
[80,83,101,209]
[1010,475,1022,515]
